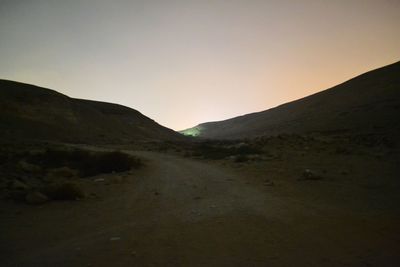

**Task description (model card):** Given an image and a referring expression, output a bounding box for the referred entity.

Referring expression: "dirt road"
[1,151,399,266]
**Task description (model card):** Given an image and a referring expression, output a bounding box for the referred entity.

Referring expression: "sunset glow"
[0,0,399,130]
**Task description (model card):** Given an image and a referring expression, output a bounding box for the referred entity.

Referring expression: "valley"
[1,62,399,266]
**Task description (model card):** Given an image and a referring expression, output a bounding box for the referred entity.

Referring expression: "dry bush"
[41,182,84,200]
[27,148,142,177]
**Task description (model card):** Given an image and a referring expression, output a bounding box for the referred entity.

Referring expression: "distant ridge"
[181,61,400,139]
[0,80,184,143]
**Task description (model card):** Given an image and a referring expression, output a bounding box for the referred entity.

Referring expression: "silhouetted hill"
[0,80,183,143]
[181,61,400,139]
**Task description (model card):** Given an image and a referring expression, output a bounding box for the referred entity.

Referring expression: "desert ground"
[1,133,399,267]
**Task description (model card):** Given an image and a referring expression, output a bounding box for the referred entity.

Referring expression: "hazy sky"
[1,0,399,130]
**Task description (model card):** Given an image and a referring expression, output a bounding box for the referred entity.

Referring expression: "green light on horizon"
[180,126,202,137]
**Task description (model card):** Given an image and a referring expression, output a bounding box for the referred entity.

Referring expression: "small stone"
[25,191,48,205]
[263,180,275,186]
[299,169,322,181]
[110,237,121,241]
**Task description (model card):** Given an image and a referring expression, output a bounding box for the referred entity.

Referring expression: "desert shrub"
[0,152,9,165]
[235,144,261,155]
[83,151,141,177]
[192,141,262,160]
[28,148,89,169]
[27,148,142,177]
[18,160,42,173]
[195,144,235,159]
[25,191,48,204]
[234,155,249,163]
[334,146,351,155]
[47,166,78,179]
[8,190,28,203]
[41,182,84,200]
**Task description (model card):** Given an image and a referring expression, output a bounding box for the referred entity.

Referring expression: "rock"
[263,180,275,186]
[25,191,48,205]
[299,169,322,181]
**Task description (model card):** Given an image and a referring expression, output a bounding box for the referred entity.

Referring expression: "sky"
[0,0,399,130]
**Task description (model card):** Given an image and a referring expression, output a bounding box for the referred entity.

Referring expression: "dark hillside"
[0,80,183,144]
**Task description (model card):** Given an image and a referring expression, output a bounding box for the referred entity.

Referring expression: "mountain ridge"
[181,61,400,139]
[0,79,183,144]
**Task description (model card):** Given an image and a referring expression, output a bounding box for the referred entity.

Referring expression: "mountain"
[0,80,183,143]
[181,61,400,139]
